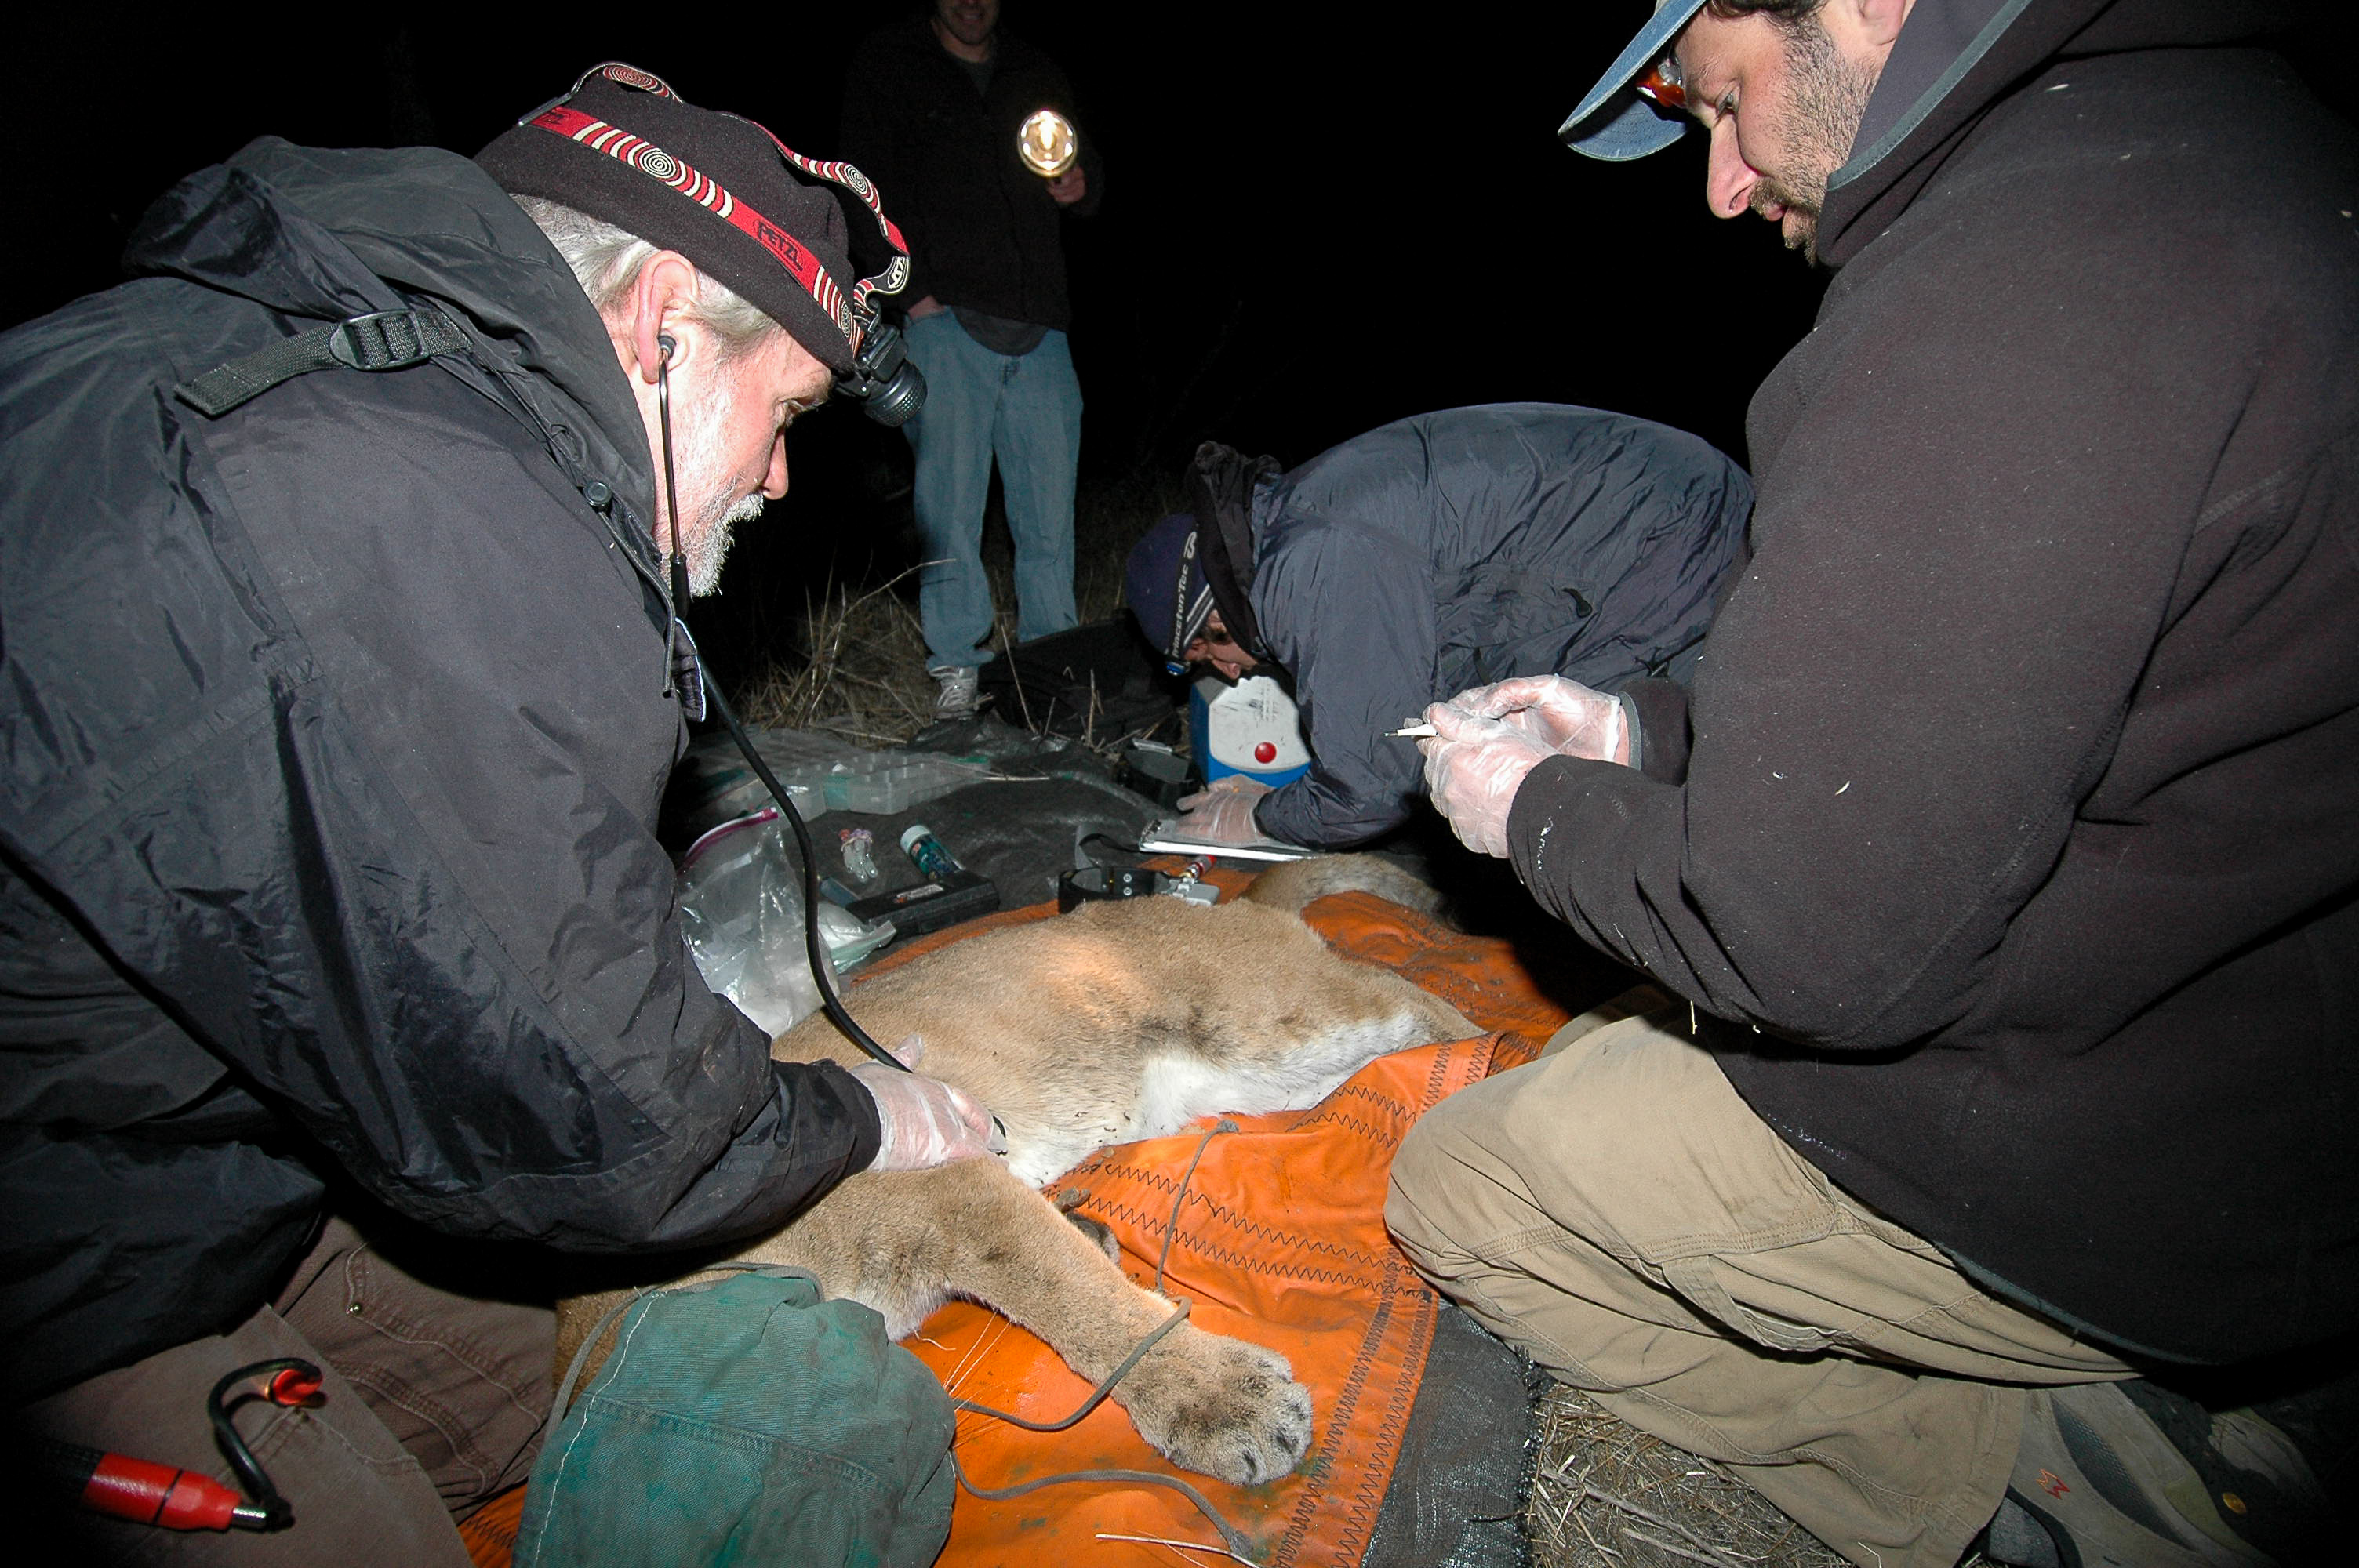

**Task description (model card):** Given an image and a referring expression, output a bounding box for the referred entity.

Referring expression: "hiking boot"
[931,665,983,720]
[1990,1381,2290,1567]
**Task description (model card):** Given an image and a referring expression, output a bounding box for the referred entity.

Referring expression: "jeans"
[902,310,1082,671]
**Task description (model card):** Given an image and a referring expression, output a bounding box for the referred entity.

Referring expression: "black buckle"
[670,616,708,722]
[329,310,438,372]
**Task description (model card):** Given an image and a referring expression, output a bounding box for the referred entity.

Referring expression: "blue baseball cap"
[1559,0,1710,161]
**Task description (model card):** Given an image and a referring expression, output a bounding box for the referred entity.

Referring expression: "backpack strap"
[173,307,473,417]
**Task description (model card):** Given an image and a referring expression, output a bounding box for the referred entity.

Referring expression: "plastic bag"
[678,808,892,1035]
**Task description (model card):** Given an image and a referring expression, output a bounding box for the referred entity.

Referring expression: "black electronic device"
[1058,864,1165,911]
[845,868,1000,938]
[1117,739,1196,808]
[834,310,925,427]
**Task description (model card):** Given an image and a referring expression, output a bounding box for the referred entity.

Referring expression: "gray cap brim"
[1558,0,1709,161]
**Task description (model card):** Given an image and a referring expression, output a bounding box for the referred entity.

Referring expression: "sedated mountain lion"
[555,855,1475,1486]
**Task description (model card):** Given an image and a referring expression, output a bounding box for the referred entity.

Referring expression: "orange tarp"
[460,878,1574,1567]
[892,881,1565,1567]
[461,1487,524,1568]
[912,1030,1532,1568]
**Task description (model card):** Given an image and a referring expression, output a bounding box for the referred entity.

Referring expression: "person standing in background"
[842,0,1103,718]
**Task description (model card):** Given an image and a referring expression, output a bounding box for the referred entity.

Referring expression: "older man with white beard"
[2,64,988,1563]
[1392,3,2356,1567]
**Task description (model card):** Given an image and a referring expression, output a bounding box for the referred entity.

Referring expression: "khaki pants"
[27,1217,552,1566]
[1386,1011,2133,1568]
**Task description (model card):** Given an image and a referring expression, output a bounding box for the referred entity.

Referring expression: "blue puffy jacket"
[1244,405,1752,848]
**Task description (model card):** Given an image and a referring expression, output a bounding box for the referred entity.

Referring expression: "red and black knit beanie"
[478,63,871,372]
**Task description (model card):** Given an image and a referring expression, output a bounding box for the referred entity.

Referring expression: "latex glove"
[849,1035,1000,1171]
[1172,775,1274,846]
[1418,704,1558,859]
[1453,674,1627,763]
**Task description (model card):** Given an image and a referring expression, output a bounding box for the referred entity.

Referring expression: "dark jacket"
[1505,0,2359,1362]
[839,17,1101,328]
[0,141,881,1401]
[1245,405,1751,848]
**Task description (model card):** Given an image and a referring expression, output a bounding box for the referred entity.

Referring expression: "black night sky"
[13,2,2347,681]
[13,4,1828,462]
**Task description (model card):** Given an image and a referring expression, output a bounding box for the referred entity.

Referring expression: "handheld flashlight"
[1017,109,1078,180]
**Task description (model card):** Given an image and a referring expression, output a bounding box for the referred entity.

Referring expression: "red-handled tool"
[43,1357,324,1532]
[43,1440,270,1530]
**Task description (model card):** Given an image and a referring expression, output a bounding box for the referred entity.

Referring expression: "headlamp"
[835,309,925,427]
[1635,56,1688,111]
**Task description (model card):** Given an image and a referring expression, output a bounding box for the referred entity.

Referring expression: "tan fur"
[555,856,1474,1486]
[1238,852,1448,919]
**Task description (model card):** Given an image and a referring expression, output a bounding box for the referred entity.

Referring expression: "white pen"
[1385,723,1438,739]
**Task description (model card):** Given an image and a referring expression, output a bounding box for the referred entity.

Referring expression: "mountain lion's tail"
[1240,855,1445,918]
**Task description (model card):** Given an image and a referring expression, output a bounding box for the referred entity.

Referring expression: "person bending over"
[1124,403,1752,848]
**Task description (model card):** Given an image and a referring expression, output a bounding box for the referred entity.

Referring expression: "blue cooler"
[1190,675,1312,788]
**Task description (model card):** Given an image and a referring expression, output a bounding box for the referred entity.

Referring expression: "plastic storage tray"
[820,754,989,815]
[672,728,988,833]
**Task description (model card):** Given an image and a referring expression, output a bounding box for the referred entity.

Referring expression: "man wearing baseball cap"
[1390,4,2354,1566]
[3,64,983,1561]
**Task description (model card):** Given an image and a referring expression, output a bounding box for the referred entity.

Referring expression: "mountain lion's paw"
[1119,1326,1313,1486]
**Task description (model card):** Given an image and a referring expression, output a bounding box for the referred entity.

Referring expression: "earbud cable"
[654,338,908,1078]
[638,405,1238,1537]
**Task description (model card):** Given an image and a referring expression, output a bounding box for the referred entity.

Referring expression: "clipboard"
[1136,819,1318,862]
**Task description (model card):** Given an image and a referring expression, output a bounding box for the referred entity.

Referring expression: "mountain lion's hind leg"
[812,1158,1314,1486]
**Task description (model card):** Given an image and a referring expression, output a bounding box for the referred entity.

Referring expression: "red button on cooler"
[1253,741,1278,764]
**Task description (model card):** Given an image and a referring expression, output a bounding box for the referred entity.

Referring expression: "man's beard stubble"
[1765,16,1881,260]
[666,390,768,599]
[685,490,764,598]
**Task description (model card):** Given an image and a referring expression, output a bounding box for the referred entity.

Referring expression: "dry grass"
[1525,1385,1846,1568]
[729,571,940,743]
[1525,1385,1987,1568]
[729,470,1174,744]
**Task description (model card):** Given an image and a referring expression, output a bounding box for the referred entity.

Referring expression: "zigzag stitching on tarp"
[1422,1034,1473,1107]
[1280,1105,1401,1150]
[1296,1081,1416,1136]
[1277,1261,1423,1563]
[1077,1171,1390,1269]
[1280,1275,1401,1561]
[1342,1272,1436,1558]
[1318,1080,1414,1116]
[1165,1193,1389,1270]
[1081,1196,1382,1286]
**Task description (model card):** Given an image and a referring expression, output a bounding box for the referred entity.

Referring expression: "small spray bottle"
[838,826,879,885]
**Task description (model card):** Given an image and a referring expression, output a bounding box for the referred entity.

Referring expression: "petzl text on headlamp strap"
[1165,532,1203,662]
[729,119,913,314]
[550,63,912,336]
[528,103,860,347]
